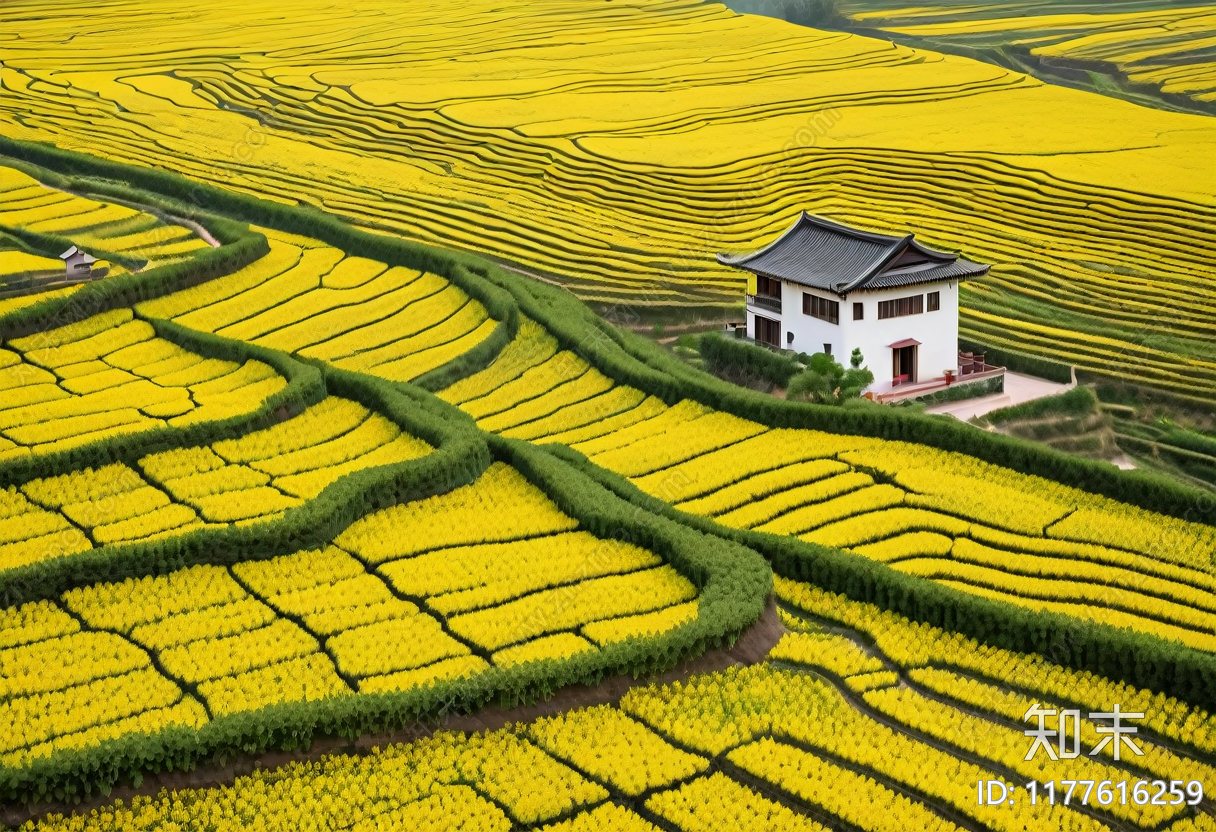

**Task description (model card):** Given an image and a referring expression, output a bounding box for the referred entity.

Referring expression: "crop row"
[0,394,431,574]
[772,585,1216,821]
[852,2,1216,103]
[0,461,700,771]
[775,577,1216,758]
[0,163,209,266]
[138,228,501,384]
[0,307,285,462]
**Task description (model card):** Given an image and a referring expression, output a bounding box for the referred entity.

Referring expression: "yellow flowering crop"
[910,666,1216,789]
[0,309,285,459]
[439,317,558,405]
[777,577,1216,756]
[478,368,615,435]
[447,565,696,652]
[581,600,699,647]
[380,531,660,616]
[647,771,828,831]
[730,737,965,832]
[492,632,596,668]
[856,4,1216,103]
[767,630,885,678]
[502,386,651,443]
[458,349,590,421]
[536,395,669,448]
[528,704,708,796]
[142,230,504,383]
[0,163,210,264]
[335,463,578,563]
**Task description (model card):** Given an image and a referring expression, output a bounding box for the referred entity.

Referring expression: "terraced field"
[138,228,500,384]
[0,309,285,462]
[1,163,209,266]
[1,9,1214,827]
[1,461,706,771]
[24,582,1216,832]
[1,0,1213,399]
[0,394,433,572]
[838,1,1216,106]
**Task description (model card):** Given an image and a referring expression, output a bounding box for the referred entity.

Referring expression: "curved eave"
[849,262,990,293]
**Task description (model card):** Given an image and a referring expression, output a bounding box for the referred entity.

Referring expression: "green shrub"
[787,348,874,403]
[698,331,801,389]
[899,373,1004,407]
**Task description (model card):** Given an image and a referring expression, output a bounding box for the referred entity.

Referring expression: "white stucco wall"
[746,279,960,392]
[843,281,959,392]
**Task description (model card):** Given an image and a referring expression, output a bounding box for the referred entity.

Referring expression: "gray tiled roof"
[717,213,988,295]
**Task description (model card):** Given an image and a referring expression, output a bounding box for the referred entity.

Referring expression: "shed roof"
[717,213,988,295]
[59,245,97,264]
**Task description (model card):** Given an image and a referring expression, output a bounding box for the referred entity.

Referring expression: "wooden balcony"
[746,293,782,314]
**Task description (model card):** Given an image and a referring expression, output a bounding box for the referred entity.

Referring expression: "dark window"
[802,292,839,325]
[823,343,832,356]
[756,275,781,298]
[927,291,940,312]
[853,302,864,321]
[753,315,780,347]
[878,294,924,320]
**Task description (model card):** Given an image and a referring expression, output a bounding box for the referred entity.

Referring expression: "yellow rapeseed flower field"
[1,462,704,764]
[1,0,1212,393]
[2,11,1214,825]
[843,2,1216,103]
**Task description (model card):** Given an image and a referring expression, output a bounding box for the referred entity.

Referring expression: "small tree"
[787,348,874,404]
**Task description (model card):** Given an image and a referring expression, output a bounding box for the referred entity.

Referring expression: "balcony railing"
[746,293,782,314]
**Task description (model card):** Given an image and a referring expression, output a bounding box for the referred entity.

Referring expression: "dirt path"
[925,371,1074,421]
[3,600,784,828]
[168,215,220,247]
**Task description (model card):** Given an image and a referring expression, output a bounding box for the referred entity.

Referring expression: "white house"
[719,213,989,394]
[59,245,97,277]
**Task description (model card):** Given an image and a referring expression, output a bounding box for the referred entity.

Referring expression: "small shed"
[59,246,97,276]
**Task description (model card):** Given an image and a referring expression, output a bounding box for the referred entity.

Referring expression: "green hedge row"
[959,337,1073,385]
[0,365,490,609]
[698,331,801,387]
[543,442,1216,712]
[0,430,769,806]
[982,385,1097,424]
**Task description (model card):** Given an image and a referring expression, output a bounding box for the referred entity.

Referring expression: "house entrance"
[892,344,917,385]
